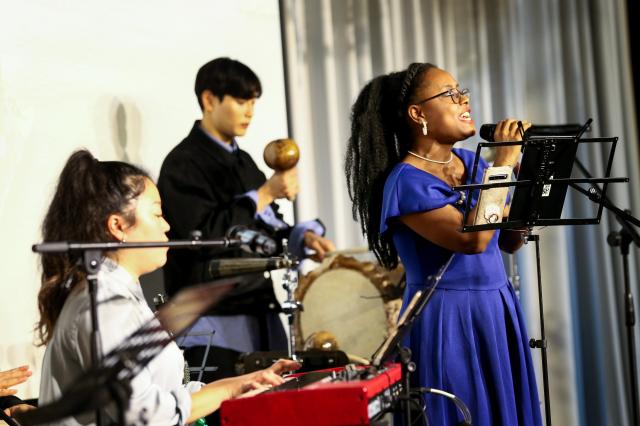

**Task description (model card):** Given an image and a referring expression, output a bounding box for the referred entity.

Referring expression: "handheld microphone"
[479,123,584,141]
[226,226,277,256]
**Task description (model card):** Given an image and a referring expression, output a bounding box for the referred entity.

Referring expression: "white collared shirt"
[39,258,195,425]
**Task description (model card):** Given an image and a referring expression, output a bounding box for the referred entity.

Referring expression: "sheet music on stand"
[15,281,234,426]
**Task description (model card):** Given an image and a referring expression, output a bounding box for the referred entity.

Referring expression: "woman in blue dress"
[345,63,543,425]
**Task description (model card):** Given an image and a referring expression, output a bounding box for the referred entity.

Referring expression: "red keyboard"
[220,363,403,426]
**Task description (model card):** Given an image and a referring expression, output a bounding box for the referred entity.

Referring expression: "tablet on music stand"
[508,136,579,223]
[455,125,623,231]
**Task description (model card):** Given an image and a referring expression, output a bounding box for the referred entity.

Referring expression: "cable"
[412,387,473,426]
[395,395,429,426]
[416,395,430,426]
[408,396,429,426]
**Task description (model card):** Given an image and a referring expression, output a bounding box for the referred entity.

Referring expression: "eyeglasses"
[415,88,470,105]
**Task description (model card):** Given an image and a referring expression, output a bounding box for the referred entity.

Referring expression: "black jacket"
[157,122,290,315]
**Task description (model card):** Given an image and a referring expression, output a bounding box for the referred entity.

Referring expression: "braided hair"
[345,63,436,268]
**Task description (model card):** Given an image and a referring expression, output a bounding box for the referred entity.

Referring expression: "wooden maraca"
[263,138,300,171]
[303,330,339,351]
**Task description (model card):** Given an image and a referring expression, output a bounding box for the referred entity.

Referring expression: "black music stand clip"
[452,118,629,426]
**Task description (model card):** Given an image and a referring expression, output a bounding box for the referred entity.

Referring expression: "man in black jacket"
[157,58,334,387]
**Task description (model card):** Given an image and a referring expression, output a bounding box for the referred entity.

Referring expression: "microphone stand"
[569,158,640,426]
[31,236,241,425]
[278,239,302,360]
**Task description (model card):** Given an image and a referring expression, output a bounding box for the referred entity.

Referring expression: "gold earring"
[421,119,428,136]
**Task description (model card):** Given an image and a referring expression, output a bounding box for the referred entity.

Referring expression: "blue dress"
[381,148,542,426]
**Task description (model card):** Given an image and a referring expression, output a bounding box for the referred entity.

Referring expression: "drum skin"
[295,255,403,358]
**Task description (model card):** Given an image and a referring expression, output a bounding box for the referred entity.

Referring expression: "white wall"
[0,0,290,398]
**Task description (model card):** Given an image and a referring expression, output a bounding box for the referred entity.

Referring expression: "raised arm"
[401,119,531,254]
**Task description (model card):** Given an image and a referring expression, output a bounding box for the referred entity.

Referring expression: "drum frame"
[293,254,404,351]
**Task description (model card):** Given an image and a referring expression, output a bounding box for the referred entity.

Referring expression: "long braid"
[398,63,426,106]
[395,63,432,154]
[345,63,436,268]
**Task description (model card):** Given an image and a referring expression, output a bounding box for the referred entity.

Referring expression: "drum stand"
[280,241,302,360]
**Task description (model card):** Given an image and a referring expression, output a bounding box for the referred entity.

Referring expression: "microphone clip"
[226,226,277,256]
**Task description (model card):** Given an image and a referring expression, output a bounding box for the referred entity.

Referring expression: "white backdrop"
[0,0,291,398]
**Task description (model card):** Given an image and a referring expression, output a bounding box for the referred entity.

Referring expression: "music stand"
[452,119,628,426]
[570,158,640,426]
[15,281,233,426]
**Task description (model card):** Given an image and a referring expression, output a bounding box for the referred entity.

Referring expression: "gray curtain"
[282,0,640,424]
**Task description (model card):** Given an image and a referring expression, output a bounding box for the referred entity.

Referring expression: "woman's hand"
[0,365,32,397]
[266,359,302,375]
[189,359,302,422]
[236,359,302,396]
[205,358,302,401]
[493,119,532,167]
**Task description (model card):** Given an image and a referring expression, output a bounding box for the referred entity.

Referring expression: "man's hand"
[303,232,336,262]
[257,168,300,211]
[0,365,31,397]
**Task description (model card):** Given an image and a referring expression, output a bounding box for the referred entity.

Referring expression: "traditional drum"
[294,255,404,359]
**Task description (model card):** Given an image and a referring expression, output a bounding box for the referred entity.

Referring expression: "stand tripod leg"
[528,235,552,426]
[279,250,301,361]
[398,346,415,426]
[287,314,297,361]
[622,245,640,426]
[609,228,640,425]
[87,272,104,426]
